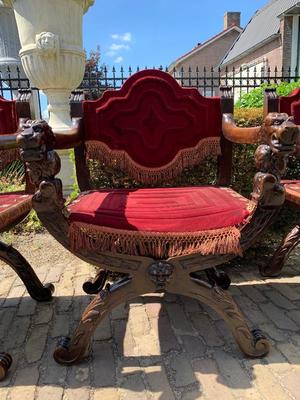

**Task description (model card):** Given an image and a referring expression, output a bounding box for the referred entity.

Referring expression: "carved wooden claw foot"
[82,270,108,294]
[33,282,55,302]
[53,336,85,365]
[247,329,270,358]
[0,353,12,381]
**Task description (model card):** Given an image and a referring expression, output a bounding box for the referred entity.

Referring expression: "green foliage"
[234,107,263,127]
[236,87,266,108]
[236,80,300,109]
[0,160,25,192]
[67,149,80,203]
[20,210,43,233]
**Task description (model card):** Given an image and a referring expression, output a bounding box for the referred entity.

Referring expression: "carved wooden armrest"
[0,118,33,150]
[0,134,19,150]
[53,118,83,149]
[15,118,82,152]
[222,114,261,144]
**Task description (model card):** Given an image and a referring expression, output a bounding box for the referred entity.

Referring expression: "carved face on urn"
[36,32,59,57]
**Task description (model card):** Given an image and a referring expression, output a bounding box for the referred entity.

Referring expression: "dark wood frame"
[261,89,300,276]
[15,77,299,365]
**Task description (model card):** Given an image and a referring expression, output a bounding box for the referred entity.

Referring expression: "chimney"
[224,12,241,29]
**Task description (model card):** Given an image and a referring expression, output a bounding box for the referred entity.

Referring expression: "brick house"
[220,0,300,75]
[169,12,242,94]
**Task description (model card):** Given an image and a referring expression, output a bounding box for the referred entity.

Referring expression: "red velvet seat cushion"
[69,186,251,233]
[68,186,253,258]
[0,193,32,232]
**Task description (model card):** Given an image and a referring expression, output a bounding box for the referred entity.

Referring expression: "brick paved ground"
[0,232,300,400]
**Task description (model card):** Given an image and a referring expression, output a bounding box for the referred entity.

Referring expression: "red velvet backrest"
[83,70,222,169]
[279,87,300,125]
[0,96,18,134]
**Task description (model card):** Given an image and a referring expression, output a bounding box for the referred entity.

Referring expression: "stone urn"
[3,0,94,131]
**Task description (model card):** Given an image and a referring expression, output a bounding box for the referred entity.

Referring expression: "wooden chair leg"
[169,275,270,358]
[53,276,142,365]
[0,241,54,301]
[0,353,12,381]
[260,225,300,277]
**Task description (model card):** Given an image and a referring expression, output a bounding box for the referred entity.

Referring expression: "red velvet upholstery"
[69,186,251,233]
[279,88,300,125]
[0,193,32,232]
[83,70,222,169]
[0,97,18,134]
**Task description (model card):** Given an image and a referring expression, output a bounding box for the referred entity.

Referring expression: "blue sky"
[83,0,268,69]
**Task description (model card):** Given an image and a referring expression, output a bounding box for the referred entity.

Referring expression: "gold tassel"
[69,222,243,259]
[85,137,221,185]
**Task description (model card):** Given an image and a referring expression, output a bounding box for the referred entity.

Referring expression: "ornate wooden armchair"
[261,88,300,276]
[16,70,298,365]
[0,94,54,302]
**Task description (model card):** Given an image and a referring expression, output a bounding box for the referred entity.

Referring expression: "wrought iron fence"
[80,65,300,98]
[0,66,42,118]
[1,65,299,116]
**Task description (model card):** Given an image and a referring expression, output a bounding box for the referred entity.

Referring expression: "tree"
[81,45,107,99]
[85,45,101,71]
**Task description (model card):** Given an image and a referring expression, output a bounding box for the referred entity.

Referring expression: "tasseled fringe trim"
[0,195,31,231]
[85,137,221,184]
[69,222,243,259]
[0,148,20,170]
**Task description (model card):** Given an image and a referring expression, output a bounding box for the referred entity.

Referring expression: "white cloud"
[106,50,117,57]
[109,43,130,51]
[114,56,124,63]
[106,42,130,57]
[111,32,132,42]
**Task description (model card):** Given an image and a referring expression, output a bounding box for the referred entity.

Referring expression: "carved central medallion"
[148,261,174,291]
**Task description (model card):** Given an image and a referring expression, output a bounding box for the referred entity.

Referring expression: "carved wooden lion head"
[17,120,56,161]
[261,113,298,154]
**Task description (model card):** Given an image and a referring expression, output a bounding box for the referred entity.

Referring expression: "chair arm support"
[0,134,19,150]
[222,114,261,144]
[250,113,299,209]
[16,118,82,190]
[0,117,31,150]
[52,118,83,149]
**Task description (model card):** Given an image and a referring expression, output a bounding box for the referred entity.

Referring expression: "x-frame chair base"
[53,258,270,365]
[28,186,277,365]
